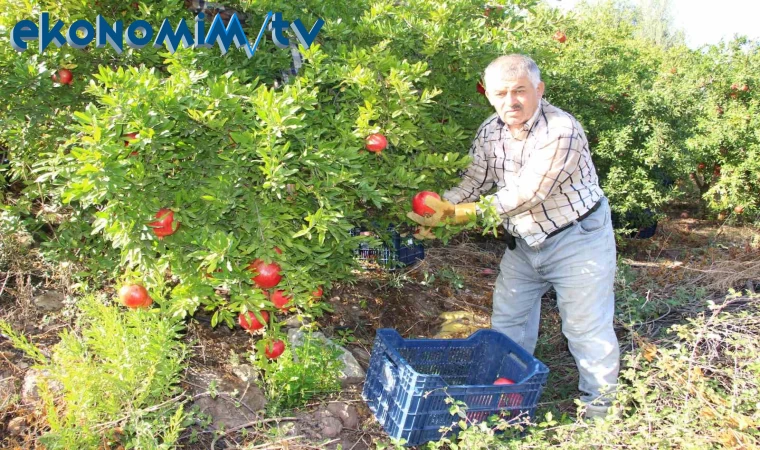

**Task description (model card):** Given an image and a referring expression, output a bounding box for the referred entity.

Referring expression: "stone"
[283,314,309,329]
[350,347,371,369]
[32,291,66,312]
[230,364,257,383]
[337,351,366,387]
[314,410,343,438]
[286,329,366,386]
[326,402,359,429]
[186,368,267,431]
[8,416,25,435]
[21,369,63,404]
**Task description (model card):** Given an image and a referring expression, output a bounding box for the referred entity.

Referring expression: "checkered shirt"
[443,99,605,247]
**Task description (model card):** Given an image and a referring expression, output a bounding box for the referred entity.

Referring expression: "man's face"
[485,74,544,129]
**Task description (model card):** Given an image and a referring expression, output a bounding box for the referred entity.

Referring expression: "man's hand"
[406,196,478,227]
[413,226,437,240]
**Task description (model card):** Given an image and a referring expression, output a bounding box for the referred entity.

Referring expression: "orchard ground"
[1,203,758,449]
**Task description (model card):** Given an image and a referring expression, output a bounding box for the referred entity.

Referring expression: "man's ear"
[537,81,545,98]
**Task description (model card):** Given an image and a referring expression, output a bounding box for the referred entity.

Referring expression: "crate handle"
[381,354,399,392]
[508,352,528,372]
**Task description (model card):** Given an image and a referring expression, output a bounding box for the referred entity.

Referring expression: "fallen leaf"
[642,343,657,362]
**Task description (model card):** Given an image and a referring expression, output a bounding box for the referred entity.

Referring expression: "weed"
[4,295,189,449]
[438,267,465,290]
[335,328,357,346]
[252,330,344,414]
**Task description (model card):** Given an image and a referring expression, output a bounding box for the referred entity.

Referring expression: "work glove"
[413,226,437,240]
[406,196,478,228]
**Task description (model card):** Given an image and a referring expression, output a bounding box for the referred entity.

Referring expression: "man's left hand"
[406,196,478,227]
[413,226,437,240]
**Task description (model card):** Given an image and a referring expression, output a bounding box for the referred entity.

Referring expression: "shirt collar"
[499,99,545,141]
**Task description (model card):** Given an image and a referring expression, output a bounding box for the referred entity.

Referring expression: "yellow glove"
[413,226,437,240]
[406,196,478,227]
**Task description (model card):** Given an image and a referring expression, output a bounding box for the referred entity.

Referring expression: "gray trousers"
[492,196,620,404]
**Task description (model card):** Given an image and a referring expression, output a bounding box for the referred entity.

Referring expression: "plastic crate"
[350,226,425,268]
[362,329,550,446]
[612,209,658,239]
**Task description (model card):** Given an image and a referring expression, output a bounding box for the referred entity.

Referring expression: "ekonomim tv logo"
[10,11,324,57]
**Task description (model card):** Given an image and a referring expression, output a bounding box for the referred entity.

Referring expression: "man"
[407,54,620,420]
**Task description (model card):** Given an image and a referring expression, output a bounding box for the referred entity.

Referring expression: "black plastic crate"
[612,208,658,239]
[350,226,425,268]
[362,329,550,446]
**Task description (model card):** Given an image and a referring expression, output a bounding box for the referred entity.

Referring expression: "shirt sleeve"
[484,129,583,217]
[442,121,495,204]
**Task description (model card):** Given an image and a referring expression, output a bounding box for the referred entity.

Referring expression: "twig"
[312,438,340,448]
[440,295,491,313]
[93,392,187,432]
[210,417,298,449]
[653,230,674,262]
[184,379,260,416]
[0,272,8,300]
[247,434,305,449]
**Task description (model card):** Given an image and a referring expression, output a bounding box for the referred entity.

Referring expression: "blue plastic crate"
[362,329,549,446]
[350,226,425,268]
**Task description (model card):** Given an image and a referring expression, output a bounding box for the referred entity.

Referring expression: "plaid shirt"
[443,99,605,247]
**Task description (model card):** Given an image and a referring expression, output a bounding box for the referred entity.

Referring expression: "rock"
[230,364,257,383]
[314,409,343,438]
[326,402,359,429]
[337,350,365,386]
[187,368,267,431]
[8,416,25,435]
[286,329,366,386]
[350,347,371,370]
[21,369,63,404]
[283,314,307,329]
[286,328,320,348]
[32,291,66,312]
[1,371,19,409]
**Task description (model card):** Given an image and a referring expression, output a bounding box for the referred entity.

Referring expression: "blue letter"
[11,19,38,52]
[39,13,66,53]
[126,20,154,49]
[194,13,211,48]
[66,19,95,49]
[270,12,289,49]
[96,15,123,54]
[290,18,324,49]
[153,18,193,53]
[204,13,251,56]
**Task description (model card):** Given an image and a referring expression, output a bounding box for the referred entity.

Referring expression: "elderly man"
[407,54,619,420]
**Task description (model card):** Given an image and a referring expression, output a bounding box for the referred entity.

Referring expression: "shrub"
[2,295,189,449]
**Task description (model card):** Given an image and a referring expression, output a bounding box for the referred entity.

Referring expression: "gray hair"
[483,54,542,89]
